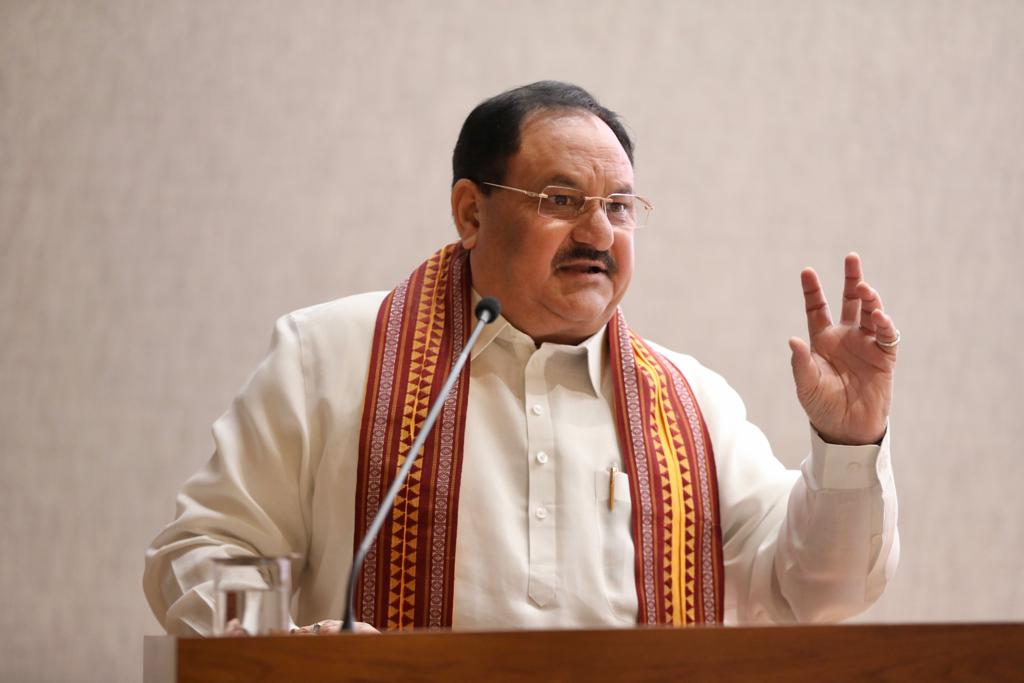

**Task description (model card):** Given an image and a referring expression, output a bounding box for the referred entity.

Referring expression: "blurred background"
[1,1,1021,680]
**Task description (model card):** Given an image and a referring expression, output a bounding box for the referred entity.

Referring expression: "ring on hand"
[876,330,901,348]
[312,622,322,634]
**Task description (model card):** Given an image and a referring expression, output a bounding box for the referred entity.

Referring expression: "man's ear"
[451,178,481,250]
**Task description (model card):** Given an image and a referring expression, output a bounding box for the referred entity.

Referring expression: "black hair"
[451,81,634,192]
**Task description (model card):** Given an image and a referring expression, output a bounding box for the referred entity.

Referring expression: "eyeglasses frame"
[480,181,653,229]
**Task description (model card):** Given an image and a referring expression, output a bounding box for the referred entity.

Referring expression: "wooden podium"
[144,622,1024,682]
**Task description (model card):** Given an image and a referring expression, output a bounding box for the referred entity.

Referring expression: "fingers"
[800,267,832,339]
[840,252,863,325]
[292,619,379,635]
[857,282,884,332]
[223,618,249,637]
[809,252,887,334]
[849,253,891,339]
[293,620,338,635]
[871,308,900,354]
[788,337,820,400]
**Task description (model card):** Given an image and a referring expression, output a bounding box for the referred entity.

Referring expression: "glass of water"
[212,556,292,636]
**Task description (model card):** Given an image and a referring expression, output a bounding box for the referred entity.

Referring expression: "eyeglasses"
[481,182,653,229]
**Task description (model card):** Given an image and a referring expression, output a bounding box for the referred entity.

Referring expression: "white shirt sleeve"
[775,428,899,622]
[663,351,899,625]
[143,314,314,636]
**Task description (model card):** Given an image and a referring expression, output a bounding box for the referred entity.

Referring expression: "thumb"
[788,337,819,401]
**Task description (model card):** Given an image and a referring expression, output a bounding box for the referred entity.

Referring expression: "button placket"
[524,348,556,607]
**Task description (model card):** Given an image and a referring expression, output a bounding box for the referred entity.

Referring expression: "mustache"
[553,246,618,275]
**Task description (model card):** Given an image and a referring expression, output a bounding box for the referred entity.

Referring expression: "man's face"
[461,110,636,345]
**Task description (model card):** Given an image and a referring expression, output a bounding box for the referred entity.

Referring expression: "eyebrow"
[543,175,635,195]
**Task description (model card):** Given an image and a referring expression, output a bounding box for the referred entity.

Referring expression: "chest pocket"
[594,469,633,588]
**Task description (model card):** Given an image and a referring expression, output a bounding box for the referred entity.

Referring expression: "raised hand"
[788,253,899,445]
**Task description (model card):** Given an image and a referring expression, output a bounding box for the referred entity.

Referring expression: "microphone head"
[475,297,501,324]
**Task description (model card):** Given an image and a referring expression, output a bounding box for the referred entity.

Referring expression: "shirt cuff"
[804,423,891,491]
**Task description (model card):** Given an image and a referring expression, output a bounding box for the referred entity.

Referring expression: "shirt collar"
[578,325,608,399]
[469,289,607,398]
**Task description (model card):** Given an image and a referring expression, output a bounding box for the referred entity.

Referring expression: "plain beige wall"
[1,1,1022,680]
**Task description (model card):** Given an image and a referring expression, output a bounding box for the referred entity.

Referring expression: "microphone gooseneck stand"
[341,297,501,632]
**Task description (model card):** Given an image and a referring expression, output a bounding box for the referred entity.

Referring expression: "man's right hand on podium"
[220,618,379,636]
[291,620,379,635]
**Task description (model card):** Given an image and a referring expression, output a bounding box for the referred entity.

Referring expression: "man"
[145,81,899,635]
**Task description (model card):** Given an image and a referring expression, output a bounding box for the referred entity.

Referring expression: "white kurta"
[144,291,899,635]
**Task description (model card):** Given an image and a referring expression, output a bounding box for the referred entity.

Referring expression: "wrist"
[812,424,886,446]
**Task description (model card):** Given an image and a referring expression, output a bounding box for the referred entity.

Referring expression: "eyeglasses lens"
[537,186,648,228]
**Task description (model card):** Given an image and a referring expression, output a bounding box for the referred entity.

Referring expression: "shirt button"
[536,451,549,465]
[531,404,544,416]
[846,462,862,474]
[535,506,548,519]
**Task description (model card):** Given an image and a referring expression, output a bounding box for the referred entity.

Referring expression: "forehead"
[506,110,634,191]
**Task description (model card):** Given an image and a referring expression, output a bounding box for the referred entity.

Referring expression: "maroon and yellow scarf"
[354,243,723,629]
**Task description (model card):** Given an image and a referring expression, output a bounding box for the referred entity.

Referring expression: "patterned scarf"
[354,243,723,629]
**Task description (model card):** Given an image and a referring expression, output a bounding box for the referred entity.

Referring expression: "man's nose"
[569,200,615,251]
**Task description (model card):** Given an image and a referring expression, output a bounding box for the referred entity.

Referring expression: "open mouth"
[558,263,608,275]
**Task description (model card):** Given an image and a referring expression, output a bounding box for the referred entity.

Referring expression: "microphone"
[341,296,500,631]
[474,296,500,326]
